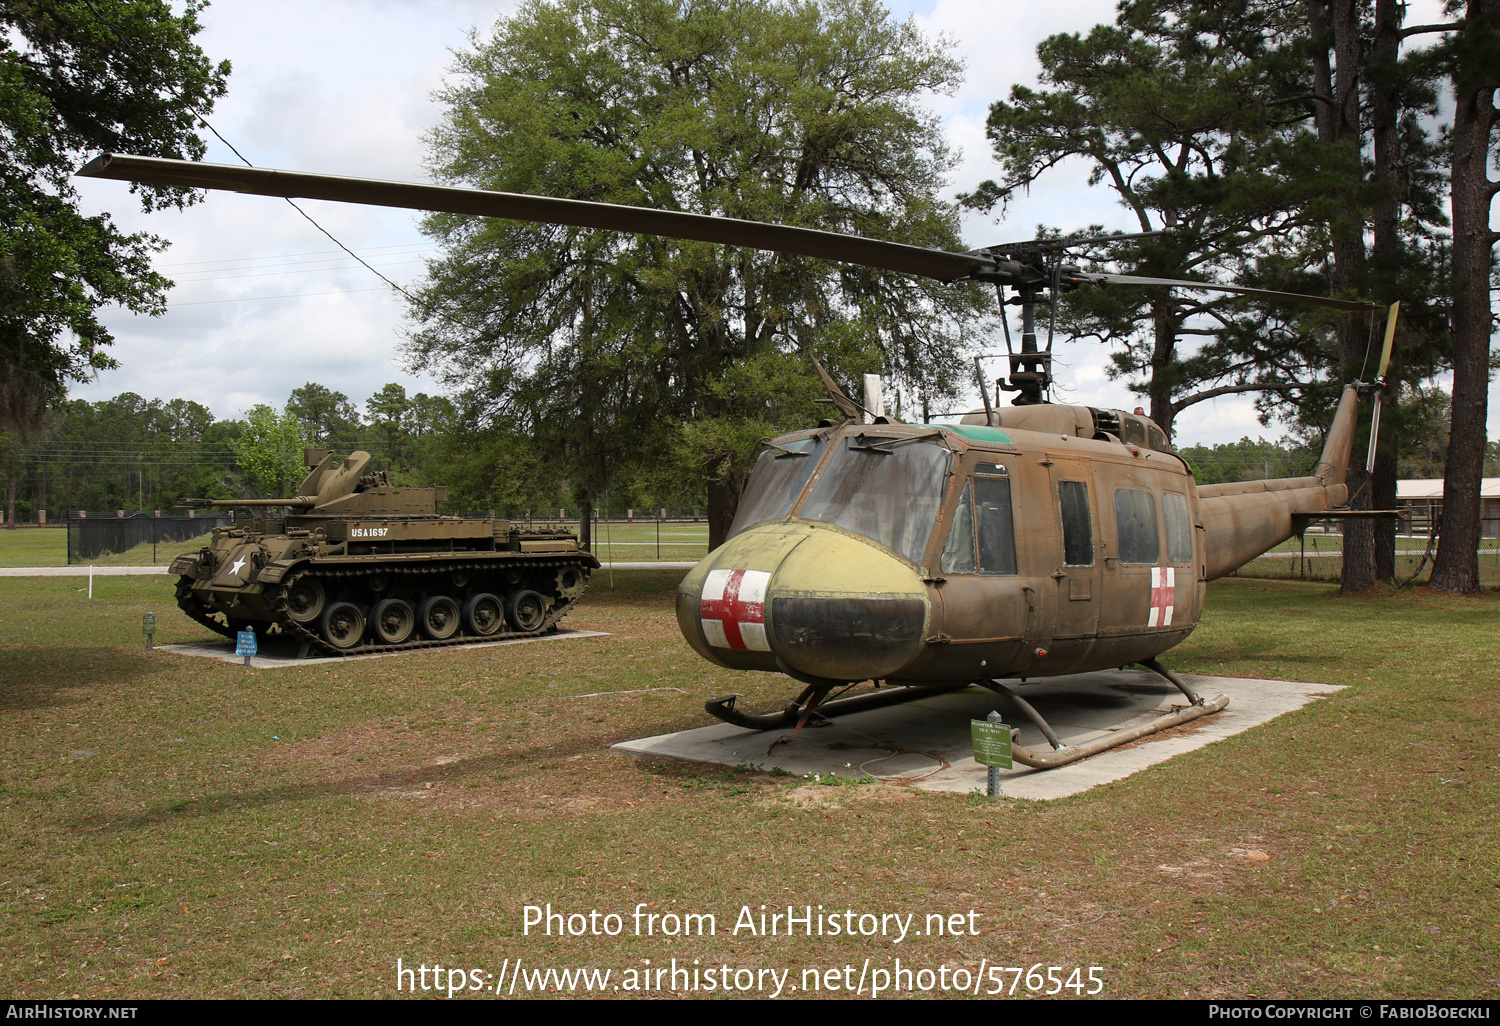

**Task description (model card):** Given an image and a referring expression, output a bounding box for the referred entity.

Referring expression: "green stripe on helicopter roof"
[934,424,1013,445]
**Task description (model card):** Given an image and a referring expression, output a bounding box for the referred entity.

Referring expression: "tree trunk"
[578,495,593,552]
[1370,0,1403,582]
[1430,1,1498,592]
[705,460,742,552]
[1312,0,1380,594]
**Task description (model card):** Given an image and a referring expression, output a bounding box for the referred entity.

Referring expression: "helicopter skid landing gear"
[982,664,1229,770]
[706,683,966,731]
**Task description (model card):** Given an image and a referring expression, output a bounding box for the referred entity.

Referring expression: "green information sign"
[142,613,155,634]
[971,719,1012,770]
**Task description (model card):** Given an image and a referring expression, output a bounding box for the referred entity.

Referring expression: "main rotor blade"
[1067,270,1379,313]
[78,153,994,284]
[810,355,860,421]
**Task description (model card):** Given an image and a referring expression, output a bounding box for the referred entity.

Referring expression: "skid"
[706,683,966,731]
[982,661,1229,770]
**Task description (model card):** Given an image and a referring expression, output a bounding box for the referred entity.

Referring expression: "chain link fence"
[1230,518,1500,587]
[66,510,233,565]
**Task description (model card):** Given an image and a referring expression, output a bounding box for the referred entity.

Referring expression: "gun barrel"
[181,496,316,509]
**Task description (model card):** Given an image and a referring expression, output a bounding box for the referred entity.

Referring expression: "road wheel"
[463,593,504,637]
[371,598,415,645]
[322,602,365,650]
[418,595,460,640]
[285,576,326,623]
[506,589,548,633]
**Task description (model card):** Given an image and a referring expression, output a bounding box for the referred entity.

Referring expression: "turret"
[180,450,448,517]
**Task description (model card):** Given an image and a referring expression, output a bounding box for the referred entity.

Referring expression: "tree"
[1299,0,1452,592]
[406,0,988,547]
[232,405,304,498]
[1428,0,1500,593]
[285,382,363,450]
[970,0,1450,593]
[46,391,225,510]
[963,8,1339,442]
[0,0,229,438]
[366,383,412,460]
[1175,436,1318,485]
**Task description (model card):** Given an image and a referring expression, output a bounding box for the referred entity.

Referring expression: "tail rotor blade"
[1366,401,1383,476]
[1365,301,1401,475]
[1377,301,1400,381]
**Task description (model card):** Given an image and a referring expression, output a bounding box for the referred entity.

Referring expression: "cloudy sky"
[72,0,1480,446]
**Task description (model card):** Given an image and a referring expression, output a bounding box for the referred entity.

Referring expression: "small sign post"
[142,612,155,650]
[236,629,257,667]
[971,710,1012,798]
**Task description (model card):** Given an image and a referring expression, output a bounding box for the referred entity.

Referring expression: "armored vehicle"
[170,449,598,655]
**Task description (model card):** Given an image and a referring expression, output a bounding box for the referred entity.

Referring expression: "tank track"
[175,555,593,658]
[175,575,242,640]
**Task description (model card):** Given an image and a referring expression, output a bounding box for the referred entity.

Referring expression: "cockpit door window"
[940,467,1016,575]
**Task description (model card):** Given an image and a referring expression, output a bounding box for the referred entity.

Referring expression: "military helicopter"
[78,153,1397,768]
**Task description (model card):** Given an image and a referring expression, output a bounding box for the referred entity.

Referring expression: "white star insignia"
[231,557,247,576]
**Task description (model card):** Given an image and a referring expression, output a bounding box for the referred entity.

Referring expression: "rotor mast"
[968,240,1071,406]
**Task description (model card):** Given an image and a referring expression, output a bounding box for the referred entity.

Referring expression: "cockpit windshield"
[798,435,951,565]
[726,436,824,538]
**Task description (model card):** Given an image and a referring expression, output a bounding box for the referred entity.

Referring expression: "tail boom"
[1197,385,1358,580]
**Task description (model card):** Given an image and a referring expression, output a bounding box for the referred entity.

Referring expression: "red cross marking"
[700,568,770,650]
[1149,566,1175,627]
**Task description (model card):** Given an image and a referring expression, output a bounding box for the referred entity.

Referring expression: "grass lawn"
[0,527,69,567]
[582,521,709,562]
[0,571,1495,999]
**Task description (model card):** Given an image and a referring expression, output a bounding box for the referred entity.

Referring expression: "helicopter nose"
[677,522,929,682]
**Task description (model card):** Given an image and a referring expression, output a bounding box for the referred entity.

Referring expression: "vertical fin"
[1313,385,1359,506]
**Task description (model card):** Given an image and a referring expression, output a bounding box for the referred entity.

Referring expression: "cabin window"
[1163,492,1193,564]
[727,437,823,538]
[1114,488,1159,564]
[1059,479,1093,565]
[940,472,1016,575]
[799,437,950,565]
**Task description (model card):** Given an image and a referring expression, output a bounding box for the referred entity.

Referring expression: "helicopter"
[77,153,1397,769]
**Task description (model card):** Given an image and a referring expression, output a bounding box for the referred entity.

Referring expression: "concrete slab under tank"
[157,628,610,667]
[613,670,1343,800]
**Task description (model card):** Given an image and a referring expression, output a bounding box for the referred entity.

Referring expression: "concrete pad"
[613,670,1343,800]
[157,628,610,668]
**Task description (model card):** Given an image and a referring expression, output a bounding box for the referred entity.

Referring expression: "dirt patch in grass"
[768,782,918,811]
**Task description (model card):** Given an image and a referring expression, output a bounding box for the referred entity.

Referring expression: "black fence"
[66,510,233,565]
[1230,517,1500,586]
